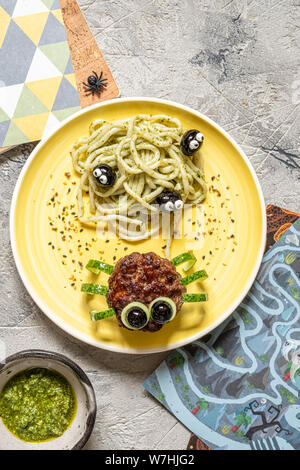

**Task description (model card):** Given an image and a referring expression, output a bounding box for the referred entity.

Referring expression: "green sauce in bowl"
[0,368,77,442]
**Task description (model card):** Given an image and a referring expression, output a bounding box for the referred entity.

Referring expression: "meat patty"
[107,252,186,332]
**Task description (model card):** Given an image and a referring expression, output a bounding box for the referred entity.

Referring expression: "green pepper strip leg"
[171,252,197,272]
[90,308,116,321]
[181,270,208,286]
[81,283,108,295]
[86,260,114,275]
[182,293,208,302]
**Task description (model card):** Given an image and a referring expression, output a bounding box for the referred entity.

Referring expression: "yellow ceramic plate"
[10,98,266,354]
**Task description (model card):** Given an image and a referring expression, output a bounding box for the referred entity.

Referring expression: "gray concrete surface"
[0,0,299,450]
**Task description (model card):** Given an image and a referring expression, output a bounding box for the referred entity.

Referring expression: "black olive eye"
[155,191,183,212]
[149,297,177,324]
[121,302,150,330]
[93,164,116,187]
[180,129,204,156]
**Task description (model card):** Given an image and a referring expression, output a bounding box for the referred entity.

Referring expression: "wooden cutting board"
[60,0,119,108]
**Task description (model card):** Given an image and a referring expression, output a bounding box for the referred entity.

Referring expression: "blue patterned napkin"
[144,220,300,450]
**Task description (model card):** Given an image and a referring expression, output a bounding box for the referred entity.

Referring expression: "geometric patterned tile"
[42,111,61,139]
[25,47,61,82]
[0,83,24,118]
[0,107,9,122]
[0,0,17,16]
[2,120,29,147]
[26,76,62,110]
[64,56,74,74]
[51,9,64,26]
[13,12,49,46]
[0,20,36,86]
[0,6,11,49]
[39,12,67,45]
[13,84,48,118]
[52,77,80,111]
[39,41,70,74]
[0,0,80,148]
[0,120,10,147]
[41,0,54,8]
[12,0,49,17]
[52,106,81,122]
[64,73,77,90]
[51,0,61,10]
[13,112,50,141]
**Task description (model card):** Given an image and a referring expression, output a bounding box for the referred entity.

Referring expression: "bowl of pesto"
[0,350,97,450]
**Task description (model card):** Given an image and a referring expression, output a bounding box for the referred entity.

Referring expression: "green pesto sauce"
[0,368,76,442]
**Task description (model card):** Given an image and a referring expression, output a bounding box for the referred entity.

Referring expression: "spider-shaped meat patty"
[107,252,186,332]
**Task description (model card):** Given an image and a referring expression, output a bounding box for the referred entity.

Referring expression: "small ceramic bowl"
[0,350,97,450]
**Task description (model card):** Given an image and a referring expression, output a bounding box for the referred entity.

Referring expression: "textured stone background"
[0,0,299,450]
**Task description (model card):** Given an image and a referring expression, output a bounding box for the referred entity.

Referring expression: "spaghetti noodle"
[71,114,206,248]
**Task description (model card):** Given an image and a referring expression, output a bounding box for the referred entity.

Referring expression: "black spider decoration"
[82,71,108,96]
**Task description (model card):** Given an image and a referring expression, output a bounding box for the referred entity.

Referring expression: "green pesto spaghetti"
[71,114,207,249]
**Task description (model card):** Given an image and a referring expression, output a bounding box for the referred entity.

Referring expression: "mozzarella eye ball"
[93,164,117,187]
[155,191,183,212]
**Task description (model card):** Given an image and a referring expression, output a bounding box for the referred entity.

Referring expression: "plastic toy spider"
[82,71,108,96]
[81,251,208,332]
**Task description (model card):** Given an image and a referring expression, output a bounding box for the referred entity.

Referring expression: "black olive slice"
[93,164,117,187]
[121,302,150,330]
[149,297,177,324]
[180,129,204,156]
[155,191,183,212]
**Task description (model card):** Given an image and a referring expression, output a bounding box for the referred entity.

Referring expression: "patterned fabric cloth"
[187,204,300,450]
[266,206,299,252]
[0,0,80,149]
[144,206,300,450]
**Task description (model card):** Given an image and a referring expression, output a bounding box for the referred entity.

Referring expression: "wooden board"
[60,0,119,108]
